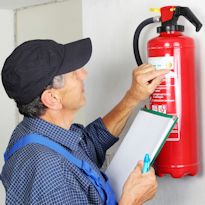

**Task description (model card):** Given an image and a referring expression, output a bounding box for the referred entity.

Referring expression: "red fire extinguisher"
[133,6,202,178]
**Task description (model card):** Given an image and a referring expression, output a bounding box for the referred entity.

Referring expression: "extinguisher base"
[155,163,199,178]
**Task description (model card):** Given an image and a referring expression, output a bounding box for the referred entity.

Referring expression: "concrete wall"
[82,0,205,204]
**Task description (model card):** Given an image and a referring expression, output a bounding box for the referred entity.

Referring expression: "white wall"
[0,0,57,9]
[16,0,82,44]
[0,9,15,203]
[82,0,205,204]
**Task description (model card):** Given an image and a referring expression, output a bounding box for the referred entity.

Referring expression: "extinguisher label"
[148,56,175,78]
[148,56,180,141]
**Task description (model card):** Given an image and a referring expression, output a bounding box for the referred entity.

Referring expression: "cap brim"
[58,38,92,75]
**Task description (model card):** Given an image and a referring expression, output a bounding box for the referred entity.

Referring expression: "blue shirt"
[1,117,118,204]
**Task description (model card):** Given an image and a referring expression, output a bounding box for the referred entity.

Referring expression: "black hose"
[133,17,156,66]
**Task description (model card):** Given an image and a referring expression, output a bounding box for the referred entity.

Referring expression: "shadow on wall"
[195,38,203,176]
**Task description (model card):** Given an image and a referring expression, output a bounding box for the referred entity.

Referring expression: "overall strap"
[4,134,107,203]
[4,134,81,167]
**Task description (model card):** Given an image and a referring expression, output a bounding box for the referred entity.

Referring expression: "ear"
[41,89,62,110]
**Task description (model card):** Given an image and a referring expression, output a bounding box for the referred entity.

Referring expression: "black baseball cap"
[1,38,92,105]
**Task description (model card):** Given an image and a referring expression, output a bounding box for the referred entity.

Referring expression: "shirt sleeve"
[82,118,119,168]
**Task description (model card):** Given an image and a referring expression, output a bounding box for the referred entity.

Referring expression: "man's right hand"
[119,161,158,205]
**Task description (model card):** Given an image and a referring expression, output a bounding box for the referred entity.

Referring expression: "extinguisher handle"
[175,7,202,32]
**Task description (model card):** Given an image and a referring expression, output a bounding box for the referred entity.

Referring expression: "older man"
[1,38,169,204]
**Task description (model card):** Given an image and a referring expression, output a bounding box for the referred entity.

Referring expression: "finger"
[149,166,156,174]
[135,64,156,73]
[137,160,143,168]
[133,160,144,173]
[143,69,170,83]
[137,63,154,69]
[134,160,143,169]
[148,75,164,90]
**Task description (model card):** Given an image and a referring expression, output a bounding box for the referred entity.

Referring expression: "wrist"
[119,193,141,205]
[124,89,141,108]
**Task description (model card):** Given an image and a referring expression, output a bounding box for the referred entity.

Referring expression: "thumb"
[134,160,143,172]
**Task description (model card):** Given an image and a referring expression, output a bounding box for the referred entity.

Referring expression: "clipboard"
[105,108,178,200]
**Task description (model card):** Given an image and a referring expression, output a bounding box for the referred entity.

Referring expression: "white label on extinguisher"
[148,56,180,142]
[148,56,175,78]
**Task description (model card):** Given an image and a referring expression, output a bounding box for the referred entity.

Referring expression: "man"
[1,38,169,204]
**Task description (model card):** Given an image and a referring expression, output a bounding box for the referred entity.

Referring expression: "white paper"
[105,109,176,200]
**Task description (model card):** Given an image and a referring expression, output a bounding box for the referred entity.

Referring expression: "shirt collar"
[22,117,83,151]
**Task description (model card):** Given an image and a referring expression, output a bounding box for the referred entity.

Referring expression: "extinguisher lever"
[175,7,202,32]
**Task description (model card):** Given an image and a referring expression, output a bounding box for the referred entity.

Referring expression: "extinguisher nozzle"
[196,23,202,32]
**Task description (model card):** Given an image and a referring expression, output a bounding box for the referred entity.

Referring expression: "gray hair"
[17,75,64,117]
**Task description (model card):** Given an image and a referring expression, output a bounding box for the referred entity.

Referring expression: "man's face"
[57,67,87,111]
